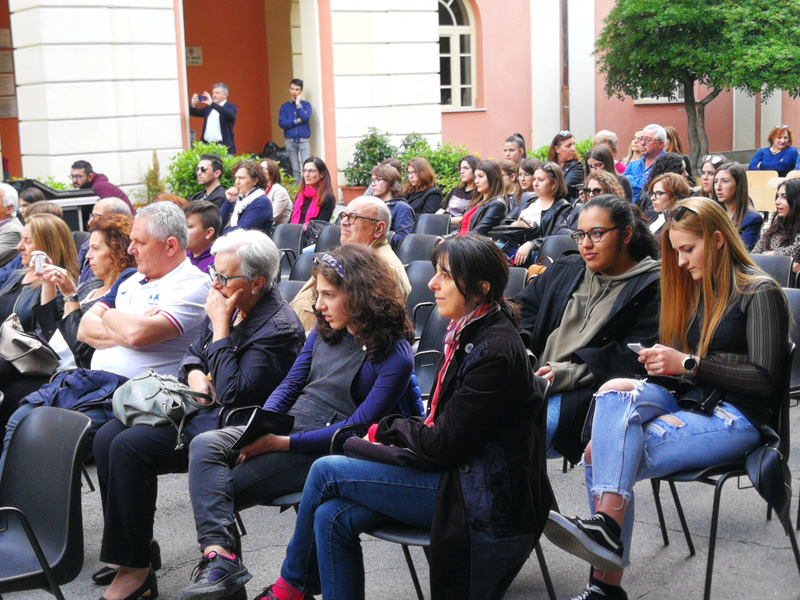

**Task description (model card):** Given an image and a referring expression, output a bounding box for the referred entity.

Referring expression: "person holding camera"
[190,84,237,154]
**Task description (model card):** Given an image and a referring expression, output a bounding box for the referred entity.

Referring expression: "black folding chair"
[0,407,91,600]
[505,266,528,299]
[314,225,341,253]
[750,254,793,287]
[404,261,437,340]
[272,224,304,281]
[784,288,800,404]
[650,342,800,600]
[289,252,322,281]
[277,279,307,303]
[396,234,440,267]
[413,310,450,402]
[536,235,579,267]
[413,214,450,236]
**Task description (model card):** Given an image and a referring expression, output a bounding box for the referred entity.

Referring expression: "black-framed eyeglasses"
[208,265,246,286]
[196,166,209,173]
[570,226,620,244]
[651,190,668,200]
[665,205,698,223]
[702,155,724,167]
[341,212,380,225]
[586,187,603,198]
[370,177,387,184]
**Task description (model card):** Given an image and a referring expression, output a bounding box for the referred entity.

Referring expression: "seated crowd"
[0,121,795,600]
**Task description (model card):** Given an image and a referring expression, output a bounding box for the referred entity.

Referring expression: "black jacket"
[468,198,508,236]
[405,187,443,215]
[515,254,661,462]
[178,287,306,435]
[561,160,584,200]
[375,311,553,600]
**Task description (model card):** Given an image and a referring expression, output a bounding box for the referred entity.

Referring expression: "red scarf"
[425,303,497,426]
[291,185,322,229]
[459,206,479,235]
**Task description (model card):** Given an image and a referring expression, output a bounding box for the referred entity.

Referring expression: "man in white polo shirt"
[79,201,210,379]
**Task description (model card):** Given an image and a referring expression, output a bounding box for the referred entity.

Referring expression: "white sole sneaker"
[544,511,624,572]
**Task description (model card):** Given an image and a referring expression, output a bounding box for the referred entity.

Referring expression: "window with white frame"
[439,0,476,110]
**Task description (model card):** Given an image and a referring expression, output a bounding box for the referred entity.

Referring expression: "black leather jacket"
[468,198,508,236]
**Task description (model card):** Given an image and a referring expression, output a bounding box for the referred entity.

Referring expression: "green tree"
[595,0,800,167]
[165,143,256,199]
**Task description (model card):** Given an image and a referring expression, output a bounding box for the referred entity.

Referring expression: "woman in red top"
[458,160,507,236]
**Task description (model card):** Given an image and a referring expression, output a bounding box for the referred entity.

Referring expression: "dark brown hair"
[298,156,335,208]
[371,164,404,197]
[311,245,414,361]
[404,157,437,194]
[259,158,282,185]
[89,213,137,281]
[231,159,268,190]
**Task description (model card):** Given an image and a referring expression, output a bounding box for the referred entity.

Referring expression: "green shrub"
[397,134,469,196]
[279,168,298,201]
[166,142,257,199]
[11,175,70,190]
[341,128,396,187]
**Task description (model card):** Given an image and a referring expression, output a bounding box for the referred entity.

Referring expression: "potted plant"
[340,128,395,204]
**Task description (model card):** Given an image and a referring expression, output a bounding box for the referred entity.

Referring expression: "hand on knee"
[598,378,637,393]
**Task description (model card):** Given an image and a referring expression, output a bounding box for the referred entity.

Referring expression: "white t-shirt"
[204,100,225,143]
[91,260,210,379]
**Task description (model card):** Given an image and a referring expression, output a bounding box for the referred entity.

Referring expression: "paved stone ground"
[10,403,800,600]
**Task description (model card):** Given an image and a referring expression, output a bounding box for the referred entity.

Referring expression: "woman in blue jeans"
[544,197,790,600]
[256,234,553,600]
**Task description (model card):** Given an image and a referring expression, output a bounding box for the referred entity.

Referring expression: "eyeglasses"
[570,226,620,244]
[70,174,87,180]
[638,136,654,144]
[651,190,668,200]
[196,166,209,173]
[341,212,381,226]
[702,155,725,167]
[208,265,246,286]
[370,177,387,184]
[585,187,603,198]
[665,205,698,223]
[303,168,319,174]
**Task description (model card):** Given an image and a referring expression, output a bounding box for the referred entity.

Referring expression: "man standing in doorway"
[278,79,312,184]
[191,84,237,155]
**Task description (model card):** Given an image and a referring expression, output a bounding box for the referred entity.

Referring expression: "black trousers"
[0,358,49,427]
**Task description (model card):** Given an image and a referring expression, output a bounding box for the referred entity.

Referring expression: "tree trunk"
[697,88,723,168]
[682,76,701,171]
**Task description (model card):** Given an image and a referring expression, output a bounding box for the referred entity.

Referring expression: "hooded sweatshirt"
[538,256,660,392]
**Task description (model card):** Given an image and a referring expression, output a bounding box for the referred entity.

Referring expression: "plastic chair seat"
[266,492,303,509]
[367,524,432,547]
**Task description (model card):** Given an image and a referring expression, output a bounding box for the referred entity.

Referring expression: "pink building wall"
[440,0,532,160]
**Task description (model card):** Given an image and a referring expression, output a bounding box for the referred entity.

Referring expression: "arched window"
[439,0,476,110]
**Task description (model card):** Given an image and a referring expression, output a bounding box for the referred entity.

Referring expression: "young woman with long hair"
[753,178,800,271]
[584,145,633,202]
[176,244,423,600]
[699,154,726,198]
[513,162,573,266]
[437,155,479,228]
[548,131,584,199]
[500,159,523,217]
[457,159,508,236]
[291,156,336,229]
[370,163,414,248]
[404,157,442,215]
[713,161,763,250]
[506,158,542,221]
[545,197,789,600]
[255,234,552,600]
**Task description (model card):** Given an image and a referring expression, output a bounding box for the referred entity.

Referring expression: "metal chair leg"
[668,481,695,556]
[562,456,568,473]
[535,540,557,600]
[81,464,95,492]
[650,479,670,546]
[400,544,425,600]
[786,519,800,580]
[703,472,736,600]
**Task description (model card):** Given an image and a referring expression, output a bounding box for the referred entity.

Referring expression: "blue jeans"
[280,455,440,600]
[545,394,561,459]
[285,138,311,184]
[585,380,761,564]
[0,402,110,476]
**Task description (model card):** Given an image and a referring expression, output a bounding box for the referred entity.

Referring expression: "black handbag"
[745,425,793,534]
[303,220,331,248]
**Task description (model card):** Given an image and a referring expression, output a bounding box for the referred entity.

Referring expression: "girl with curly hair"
[178,244,424,600]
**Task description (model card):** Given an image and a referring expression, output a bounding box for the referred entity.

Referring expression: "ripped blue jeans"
[586,380,760,564]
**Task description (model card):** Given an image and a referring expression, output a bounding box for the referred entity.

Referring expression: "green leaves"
[341,128,395,187]
[165,143,256,199]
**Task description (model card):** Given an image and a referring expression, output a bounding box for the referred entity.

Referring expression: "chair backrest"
[404,260,436,329]
[396,234,440,267]
[505,267,528,299]
[750,254,793,287]
[314,225,341,253]
[413,214,451,236]
[787,170,800,180]
[775,342,795,460]
[750,186,778,213]
[72,231,89,253]
[414,309,451,400]
[277,279,307,303]
[767,177,786,188]
[537,235,579,266]
[0,407,91,585]
[783,288,800,395]
[746,170,779,188]
[289,252,322,281]
[272,223,305,277]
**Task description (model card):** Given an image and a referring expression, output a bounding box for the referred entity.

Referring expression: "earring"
[251,290,258,296]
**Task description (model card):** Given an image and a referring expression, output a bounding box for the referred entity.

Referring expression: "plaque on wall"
[186,46,203,67]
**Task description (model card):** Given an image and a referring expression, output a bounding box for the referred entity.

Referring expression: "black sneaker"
[180,552,253,600]
[544,511,624,572]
